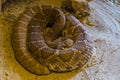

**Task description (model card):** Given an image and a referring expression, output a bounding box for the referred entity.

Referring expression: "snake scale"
[11,4,95,75]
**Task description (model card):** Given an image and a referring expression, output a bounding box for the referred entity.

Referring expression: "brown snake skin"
[11,5,95,75]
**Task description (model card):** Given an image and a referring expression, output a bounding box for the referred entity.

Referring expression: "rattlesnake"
[11,4,95,75]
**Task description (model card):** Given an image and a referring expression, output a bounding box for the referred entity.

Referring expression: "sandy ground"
[0,0,120,80]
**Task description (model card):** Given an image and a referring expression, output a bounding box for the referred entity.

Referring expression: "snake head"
[63,39,73,47]
[58,38,73,50]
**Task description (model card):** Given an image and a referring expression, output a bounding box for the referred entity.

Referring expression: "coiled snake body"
[11,5,95,75]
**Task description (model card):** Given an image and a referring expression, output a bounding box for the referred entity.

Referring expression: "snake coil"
[11,5,95,75]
